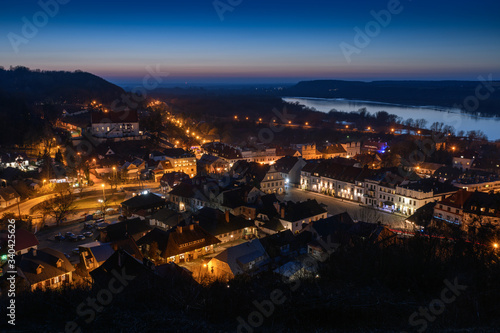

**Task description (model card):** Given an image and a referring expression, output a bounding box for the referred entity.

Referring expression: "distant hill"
[0,67,124,104]
[282,80,500,116]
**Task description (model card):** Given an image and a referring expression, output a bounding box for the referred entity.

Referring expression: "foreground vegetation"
[2,236,499,332]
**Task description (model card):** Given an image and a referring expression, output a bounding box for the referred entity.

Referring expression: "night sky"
[1,0,499,85]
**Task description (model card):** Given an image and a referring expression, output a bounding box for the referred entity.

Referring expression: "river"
[283,97,500,140]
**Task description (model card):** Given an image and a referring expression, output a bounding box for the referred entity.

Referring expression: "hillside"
[282,80,500,116]
[0,67,124,104]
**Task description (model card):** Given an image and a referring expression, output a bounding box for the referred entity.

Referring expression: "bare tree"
[39,188,76,226]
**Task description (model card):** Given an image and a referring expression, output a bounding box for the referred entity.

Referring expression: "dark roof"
[400,178,459,194]
[150,207,184,227]
[274,156,299,173]
[163,148,194,158]
[137,225,221,258]
[259,217,285,232]
[310,213,354,240]
[195,207,254,236]
[259,230,295,252]
[89,249,153,288]
[16,248,75,285]
[463,191,500,217]
[407,202,437,227]
[14,229,39,252]
[91,110,138,123]
[121,193,166,210]
[281,199,327,222]
[102,218,152,242]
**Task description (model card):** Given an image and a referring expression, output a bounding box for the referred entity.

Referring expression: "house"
[99,218,152,243]
[202,142,243,166]
[90,249,196,292]
[149,207,185,230]
[121,192,166,217]
[16,248,75,291]
[258,165,285,194]
[159,171,190,191]
[433,189,473,226]
[413,162,445,177]
[0,186,20,208]
[120,158,147,181]
[278,199,328,233]
[259,230,295,259]
[0,229,39,255]
[198,154,230,175]
[207,239,269,279]
[153,161,175,182]
[318,143,348,159]
[90,110,140,139]
[137,225,221,264]
[395,178,459,216]
[194,207,257,243]
[78,242,115,272]
[163,148,197,178]
[461,191,500,233]
[304,213,355,259]
[452,152,476,170]
[274,156,307,188]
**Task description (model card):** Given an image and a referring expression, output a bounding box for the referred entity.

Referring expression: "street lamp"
[101,183,106,202]
[494,243,499,249]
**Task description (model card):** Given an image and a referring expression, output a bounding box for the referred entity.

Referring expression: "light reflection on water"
[283,97,500,140]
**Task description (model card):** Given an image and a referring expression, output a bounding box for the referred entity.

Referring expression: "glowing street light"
[101,183,106,202]
[305,122,309,126]
[494,243,499,249]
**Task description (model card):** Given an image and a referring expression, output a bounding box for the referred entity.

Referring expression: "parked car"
[65,232,75,238]
[68,234,78,242]
[83,231,93,238]
[72,248,80,255]
[96,222,109,230]
[76,234,86,241]
[54,234,65,242]
[83,222,94,230]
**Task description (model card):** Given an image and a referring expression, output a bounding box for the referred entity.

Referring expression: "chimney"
[280,206,285,219]
[178,226,183,234]
[225,210,230,223]
[189,224,195,231]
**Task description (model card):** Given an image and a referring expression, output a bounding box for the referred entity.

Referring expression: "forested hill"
[0,67,124,104]
[282,80,500,116]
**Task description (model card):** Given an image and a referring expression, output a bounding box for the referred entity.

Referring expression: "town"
[1,91,499,331]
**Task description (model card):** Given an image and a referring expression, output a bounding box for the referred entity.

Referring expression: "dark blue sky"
[1,0,499,85]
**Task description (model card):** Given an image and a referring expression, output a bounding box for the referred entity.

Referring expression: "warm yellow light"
[245,117,249,120]
[259,118,262,122]
[203,264,207,267]
[101,184,105,188]
[494,243,499,249]
[288,121,291,124]
[305,122,309,126]
[112,166,116,170]
[391,128,395,132]
[367,127,371,130]
[234,115,238,119]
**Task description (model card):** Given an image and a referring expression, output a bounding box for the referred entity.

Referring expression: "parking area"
[36,214,121,263]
